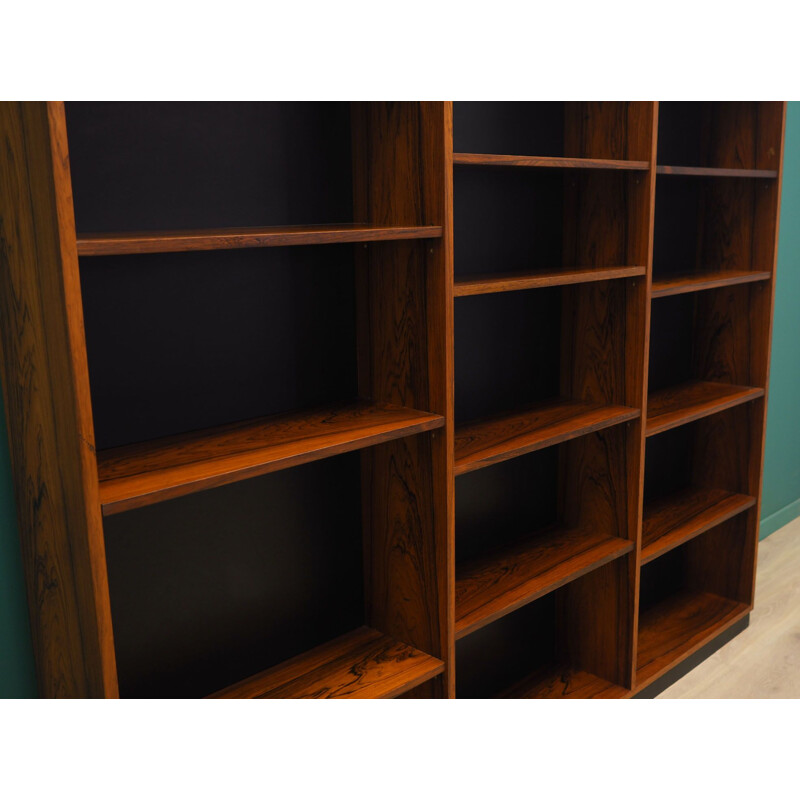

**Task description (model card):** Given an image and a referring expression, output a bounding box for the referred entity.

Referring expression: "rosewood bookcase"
[0,101,785,698]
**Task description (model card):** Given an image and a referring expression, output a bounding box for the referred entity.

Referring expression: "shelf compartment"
[455,400,639,475]
[656,102,784,173]
[454,265,646,296]
[454,166,649,283]
[656,165,777,179]
[453,102,653,162]
[454,153,649,170]
[642,487,756,564]
[635,517,755,691]
[499,666,629,699]
[636,590,749,688]
[208,626,444,699]
[646,380,763,436]
[651,269,771,298]
[455,526,633,639]
[77,223,443,256]
[98,401,444,515]
[456,559,630,698]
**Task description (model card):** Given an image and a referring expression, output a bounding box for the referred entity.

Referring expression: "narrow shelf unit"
[0,101,785,698]
[636,517,753,690]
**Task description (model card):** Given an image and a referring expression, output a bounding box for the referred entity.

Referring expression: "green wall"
[761,101,800,539]
[0,388,37,698]
[1,104,799,697]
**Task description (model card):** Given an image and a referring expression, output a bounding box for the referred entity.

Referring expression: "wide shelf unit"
[0,100,786,698]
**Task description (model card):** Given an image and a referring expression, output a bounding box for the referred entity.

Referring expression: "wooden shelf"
[455,399,640,476]
[453,153,649,170]
[454,265,646,296]
[208,627,444,699]
[455,527,633,639]
[97,401,444,515]
[76,223,444,256]
[646,381,764,437]
[656,165,778,179]
[651,269,771,298]
[636,590,750,688]
[642,487,756,565]
[499,665,628,699]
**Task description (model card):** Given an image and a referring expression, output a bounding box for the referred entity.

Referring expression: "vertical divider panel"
[629,102,660,690]
[351,102,454,697]
[0,102,118,697]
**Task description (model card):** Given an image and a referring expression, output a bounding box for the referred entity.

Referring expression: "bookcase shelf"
[655,165,778,178]
[77,223,444,256]
[651,269,771,298]
[454,265,646,296]
[0,101,785,698]
[454,153,649,170]
[97,401,445,515]
[642,487,756,564]
[454,400,639,475]
[208,626,445,699]
[455,526,633,638]
[646,380,764,436]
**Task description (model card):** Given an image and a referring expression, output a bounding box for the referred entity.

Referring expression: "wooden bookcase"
[0,101,785,698]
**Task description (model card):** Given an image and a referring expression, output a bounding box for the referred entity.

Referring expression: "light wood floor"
[659,514,800,698]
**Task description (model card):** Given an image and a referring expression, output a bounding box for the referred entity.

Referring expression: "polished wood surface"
[636,590,749,688]
[98,401,443,515]
[642,487,755,564]
[656,165,777,178]
[0,102,118,697]
[454,265,646,296]
[453,153,649,170]
[352,102,454,697]
[455,527,633,639]
[0,101,785,697]
[208,626,444,699]
[77,223,443,255]
[646,380,764,436]
[651,269,771,298]
[500,665,628,699]
[455,400,639,475]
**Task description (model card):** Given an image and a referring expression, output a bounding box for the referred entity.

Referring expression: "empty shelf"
[453,153,649,170]
[646,381,764,436]
[642,487,756,564]
[208,627,444,699]
[636,591,749,688]
[454,266,646,296]
[455,527,634,639]
[98,401,444,515]
[77,223,443,256]
[499,665,628,699]
[656,165,778,179]
[651,269,771,298]
[455,399,640,475]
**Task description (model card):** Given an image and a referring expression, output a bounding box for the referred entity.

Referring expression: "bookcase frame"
[0,100,785,698]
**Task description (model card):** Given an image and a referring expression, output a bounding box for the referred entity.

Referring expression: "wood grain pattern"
[642,487,755,564]
[636,590,749,689]
[0,102,118,697]
[208,626,444,699]
[651,269,771,298]
[656,165,777,178]
[351,102,454,697]
[98,401,444,515]
[453,153,649,170]
[77,223,443,255]
[646,380,763,436]
[455,527,633,639]
[500,665,628,699]
[453,265,646,296]
[455,400,640,475]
